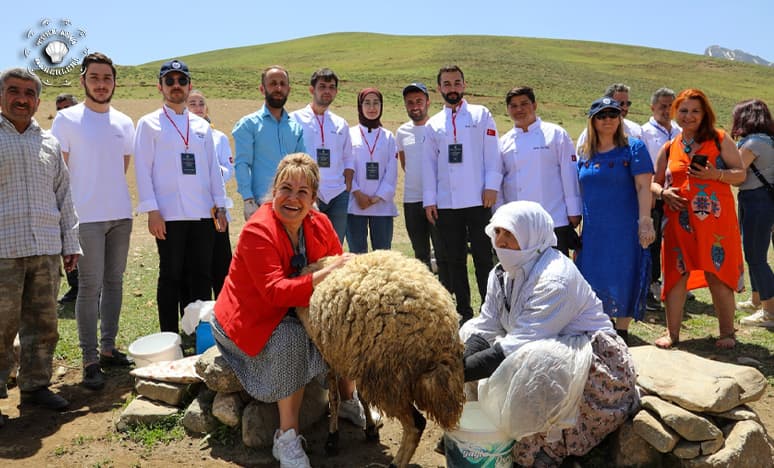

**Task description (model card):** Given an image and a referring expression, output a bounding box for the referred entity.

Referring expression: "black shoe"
[58,288,78,304]
[20,388,69,410]
[646,294,662,311]
[82,363,106,390]
[99,349,133,367]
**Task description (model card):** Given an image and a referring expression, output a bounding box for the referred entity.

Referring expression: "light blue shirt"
[232,105,305,201]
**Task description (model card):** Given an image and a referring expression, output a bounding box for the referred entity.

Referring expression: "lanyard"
[359,126,381,160]
[315,112,325,147]
[451,110,459,143]
[654,122,675,140]
[162,106,190,150]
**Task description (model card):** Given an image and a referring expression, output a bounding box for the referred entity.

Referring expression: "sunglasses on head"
[619,100,632,107]
[594,110,621,120]
[163,76,189,86]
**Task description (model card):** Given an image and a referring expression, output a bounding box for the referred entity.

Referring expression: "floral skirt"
[512,331,638,467]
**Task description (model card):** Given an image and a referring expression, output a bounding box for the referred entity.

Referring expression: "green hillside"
[41,32,774,136]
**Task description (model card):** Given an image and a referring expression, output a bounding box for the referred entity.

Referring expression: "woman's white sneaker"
[740,310,774,329]
[272,429,310,468]
[737,300,759,312]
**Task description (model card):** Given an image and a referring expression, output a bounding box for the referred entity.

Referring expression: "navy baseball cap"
[588,97,621,118]
[159,59,190,79]
[403,82,429,97]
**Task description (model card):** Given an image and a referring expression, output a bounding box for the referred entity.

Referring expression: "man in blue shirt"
[233,66,306,220]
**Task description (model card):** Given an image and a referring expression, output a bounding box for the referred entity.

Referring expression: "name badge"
[448,143,463,163]
[365,161,379,180]
[181,153,196,175]
[316,148,331,168]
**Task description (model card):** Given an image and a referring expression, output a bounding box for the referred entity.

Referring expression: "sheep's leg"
[357,392,379,441]
[325,370,340,456]
[389,405,426,468]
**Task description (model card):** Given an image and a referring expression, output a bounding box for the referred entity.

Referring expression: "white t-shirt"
[51,103,135,223]
[395,121,427,203]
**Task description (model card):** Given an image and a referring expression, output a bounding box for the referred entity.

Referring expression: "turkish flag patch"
[486,129,496,136]
[571,154,577,161]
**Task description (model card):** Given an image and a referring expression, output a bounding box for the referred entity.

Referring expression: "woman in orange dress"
[651,89,746,349]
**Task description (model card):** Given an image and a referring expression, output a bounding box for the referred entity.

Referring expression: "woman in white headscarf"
[459,201,638,467]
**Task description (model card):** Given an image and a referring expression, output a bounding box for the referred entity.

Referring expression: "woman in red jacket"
[212,153,352,468]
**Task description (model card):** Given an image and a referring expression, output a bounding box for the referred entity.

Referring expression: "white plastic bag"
[478,334,593,441]
[181,300,216,335]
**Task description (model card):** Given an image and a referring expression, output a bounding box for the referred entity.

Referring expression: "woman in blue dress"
[576,97,655,343]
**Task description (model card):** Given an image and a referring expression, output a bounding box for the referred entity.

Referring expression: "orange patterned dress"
[662,129,744,297]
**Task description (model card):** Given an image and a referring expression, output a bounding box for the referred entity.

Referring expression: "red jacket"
[214,202,342,356]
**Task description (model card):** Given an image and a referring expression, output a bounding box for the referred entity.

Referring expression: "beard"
[408,109,427,123]
[265,92,288,109]
[85,86,114,104]
[441,91,463,106]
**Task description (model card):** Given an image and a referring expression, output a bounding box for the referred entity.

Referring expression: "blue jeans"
[739,187,774,300]
[346,215,393,254]
[318,191,349,244]
[76,219,133,365]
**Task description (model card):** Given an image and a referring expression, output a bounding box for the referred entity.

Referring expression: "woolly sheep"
[298,249,465,468]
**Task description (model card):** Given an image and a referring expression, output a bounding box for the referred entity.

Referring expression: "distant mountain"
[705,45,773,67]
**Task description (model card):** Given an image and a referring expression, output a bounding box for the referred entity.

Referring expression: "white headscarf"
[485,201,557,274]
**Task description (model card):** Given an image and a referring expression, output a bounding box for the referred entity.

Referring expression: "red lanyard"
[162,106,190,150]
[451,109,459,143]
[359,126,381,160]
[315,112,325,147]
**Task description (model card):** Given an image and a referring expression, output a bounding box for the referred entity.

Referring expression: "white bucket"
[444,401,514,468]
[128,332,183,368]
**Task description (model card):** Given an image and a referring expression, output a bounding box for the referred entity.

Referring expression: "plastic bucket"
[195,321,215,354]
[128,332,183,368]
[444,401,514,468]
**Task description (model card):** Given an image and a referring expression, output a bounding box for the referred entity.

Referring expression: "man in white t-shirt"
[51,52,135,391]
[498,86,581,256]
[423,65,502,323]
[576,83,643,152]
[290,68,353,243]
[396,82,448,288]
[641,87,681,310]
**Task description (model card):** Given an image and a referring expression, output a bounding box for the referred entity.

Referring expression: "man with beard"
[51,52,135,390]
[233,65,305,220]
[0,68,80,411]
[396,82,448,286]
[289,68,352,242]
[498,86,581,256]
[134,59,228,334]
[422,65,501,324]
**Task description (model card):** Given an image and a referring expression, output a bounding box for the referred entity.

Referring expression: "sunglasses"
[619,100,632,107]
[594,110,621,120]
[289,253,307,277]
[163,76,189,86]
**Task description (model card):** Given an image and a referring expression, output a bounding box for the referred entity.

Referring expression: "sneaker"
[20,388,69,410]
[339,391,382,429]
[272,428,310,468]
[82,363,106,390]
[740,310,774,328]
[686,291,696,301]
[99,349,133,367]
[646,294,662,311]
[737,300,759,312]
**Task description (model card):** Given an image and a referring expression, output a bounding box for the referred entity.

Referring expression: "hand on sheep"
[312,253,356,288]
[463,342,505,382]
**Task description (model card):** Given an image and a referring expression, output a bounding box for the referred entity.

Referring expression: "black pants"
[649,200,664,284]
[404,202,450,290]
[436,206,493,322]
[553,225,580,257]
[211,226,233,298]
[156,220,214,333]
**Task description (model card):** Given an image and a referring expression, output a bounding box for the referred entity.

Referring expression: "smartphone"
[690,154,708,170]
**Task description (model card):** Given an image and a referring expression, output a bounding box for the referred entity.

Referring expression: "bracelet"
[718,170,724,182]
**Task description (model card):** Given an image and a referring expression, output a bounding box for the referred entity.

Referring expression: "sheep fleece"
[306,250,465,429]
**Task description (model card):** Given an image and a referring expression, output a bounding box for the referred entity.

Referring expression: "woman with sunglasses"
[651,89,744,349]
[576,97,655,344]
[211,153,354,468]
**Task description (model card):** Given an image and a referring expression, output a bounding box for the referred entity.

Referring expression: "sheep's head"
[412,343,465,430]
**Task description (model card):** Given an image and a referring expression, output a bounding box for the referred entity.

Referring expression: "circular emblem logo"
[22,18,89,86]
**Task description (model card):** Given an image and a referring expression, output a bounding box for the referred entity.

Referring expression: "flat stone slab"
[640,395,722,442]
[630,345,767,413]
[116,396,178,432]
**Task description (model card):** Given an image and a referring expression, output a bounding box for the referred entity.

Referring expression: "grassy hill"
[40,32,774,136]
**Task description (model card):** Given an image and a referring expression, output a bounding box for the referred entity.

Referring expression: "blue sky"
[2,0,772,69]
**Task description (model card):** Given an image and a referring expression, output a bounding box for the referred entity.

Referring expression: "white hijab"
[485,201,557,274]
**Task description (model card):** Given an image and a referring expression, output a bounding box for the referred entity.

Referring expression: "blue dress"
[576,138,653,320]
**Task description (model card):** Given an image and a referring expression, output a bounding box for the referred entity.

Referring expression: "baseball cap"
[587,97,621,118]
[402,82,428,97]
[159,59,190,79]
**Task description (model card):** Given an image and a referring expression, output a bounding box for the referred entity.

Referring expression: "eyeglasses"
[163,76,189,86]
[594,110,621,120]
[619,100,632,107]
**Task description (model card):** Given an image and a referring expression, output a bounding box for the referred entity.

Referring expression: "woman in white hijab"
[459,201,638,467]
